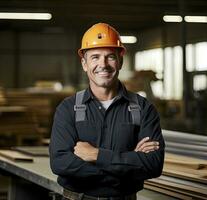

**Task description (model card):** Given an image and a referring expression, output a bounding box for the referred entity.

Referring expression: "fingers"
[134,138,159,153]
[139,141,159,153]
[135,137,150,149]
[74,141,98,162]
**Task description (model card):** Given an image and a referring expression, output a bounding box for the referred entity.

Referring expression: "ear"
[81,58,87,72]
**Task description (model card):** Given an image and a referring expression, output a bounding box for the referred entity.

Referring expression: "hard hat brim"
[78,45,126,58]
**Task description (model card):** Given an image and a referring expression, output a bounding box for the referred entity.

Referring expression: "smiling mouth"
[96,71,111,76]
[95,69,114,77]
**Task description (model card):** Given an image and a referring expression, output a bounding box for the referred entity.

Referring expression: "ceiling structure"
[0,0,207,33]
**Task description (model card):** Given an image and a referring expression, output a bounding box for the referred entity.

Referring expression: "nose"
[99,56,108,67]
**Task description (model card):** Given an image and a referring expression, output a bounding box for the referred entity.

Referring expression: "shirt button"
[98,106,102,110]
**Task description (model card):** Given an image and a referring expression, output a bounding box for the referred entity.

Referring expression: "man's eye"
[108,55,116,61]
[91,56,99,60]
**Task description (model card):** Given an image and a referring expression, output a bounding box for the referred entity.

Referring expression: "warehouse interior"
[0,0,207,199]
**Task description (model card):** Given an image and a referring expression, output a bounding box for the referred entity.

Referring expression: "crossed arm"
[74,137,160,162]
[50,100,164,181]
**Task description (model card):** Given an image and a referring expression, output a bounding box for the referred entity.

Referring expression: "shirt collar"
[82,81,131,103]
[82,87,94,103]
[117,82,132,102]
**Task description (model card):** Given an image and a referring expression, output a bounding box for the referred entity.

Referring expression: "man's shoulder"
[56,94,76,111]
[127,90,151,108]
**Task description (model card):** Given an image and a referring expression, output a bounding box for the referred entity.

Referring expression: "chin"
[98,80,117,88]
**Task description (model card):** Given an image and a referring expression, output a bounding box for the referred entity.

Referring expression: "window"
[135,47,183,99]
[187,42,207,71]
[135,48,164,98]
[164,46,183,99]
[193,75,207,91]
[135,42,207,100]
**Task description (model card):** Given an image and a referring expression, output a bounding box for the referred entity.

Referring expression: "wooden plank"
[0,87,7,106]
[164,164,207,181]
[41,138,50,145]
[145,183,207,200]
[159,175,207,191]
[12,146,49,157]
[166,153,207,165]
[145,181,207,200]
[0,106,27,113]
[163,168,207,184]
[144,184,193,200]
[0,150,33,162]
[146,176,207,195]
[163,153,207,184]
[165,158,205,169]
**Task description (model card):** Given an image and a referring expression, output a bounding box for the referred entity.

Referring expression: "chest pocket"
[75,121,97,146]
[113,123,139,151]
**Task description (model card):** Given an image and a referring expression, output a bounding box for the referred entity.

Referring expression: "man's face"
[81,48,122,89]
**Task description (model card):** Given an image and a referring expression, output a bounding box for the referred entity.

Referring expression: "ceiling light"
[163,15,183,22]
[120,36,137,44]
[184,16,207,23]
[0,12,52,20]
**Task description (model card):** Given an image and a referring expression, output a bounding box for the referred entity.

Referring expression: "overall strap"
[127,91,141,126]
[74,90,86,122]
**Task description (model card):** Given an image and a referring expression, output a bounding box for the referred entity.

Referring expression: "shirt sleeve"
[50,98,125,188]
[96,103,165,181]
[49,99,104,179]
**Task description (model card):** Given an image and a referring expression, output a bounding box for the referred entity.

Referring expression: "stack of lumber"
[0,109,38,134]
[0,106,42,146]
[0,87,7,106]
[164,153,207,183]
[144,130,207,199]
[145,153,207,199]
[6,89,73,136]
[6,91,53,133]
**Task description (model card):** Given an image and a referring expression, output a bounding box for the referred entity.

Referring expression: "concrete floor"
[138,189,179,200]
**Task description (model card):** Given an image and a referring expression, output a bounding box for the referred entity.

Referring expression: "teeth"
[96,70,111,73]
[97,72,109,75]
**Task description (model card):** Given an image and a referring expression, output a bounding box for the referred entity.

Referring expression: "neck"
[90,82,119,101]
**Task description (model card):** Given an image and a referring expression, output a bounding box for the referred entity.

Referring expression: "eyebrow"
[90,54,100,58]
[89,52,117,58]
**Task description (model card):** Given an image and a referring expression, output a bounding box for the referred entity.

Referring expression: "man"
[49,23,165,200]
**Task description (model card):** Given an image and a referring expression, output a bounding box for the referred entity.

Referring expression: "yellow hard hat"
[78,23,126,57]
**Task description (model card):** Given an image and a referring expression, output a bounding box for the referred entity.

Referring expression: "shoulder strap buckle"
[74,105,86,111]
[128,104,141,111]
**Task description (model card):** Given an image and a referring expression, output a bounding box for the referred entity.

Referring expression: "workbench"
[0,155,62,200]
[0,151,180,200]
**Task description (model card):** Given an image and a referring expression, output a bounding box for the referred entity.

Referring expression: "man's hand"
[134,137,159,153]
[74,141,98,162]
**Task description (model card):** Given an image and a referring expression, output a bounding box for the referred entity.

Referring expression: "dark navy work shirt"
[49,83,165,197]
